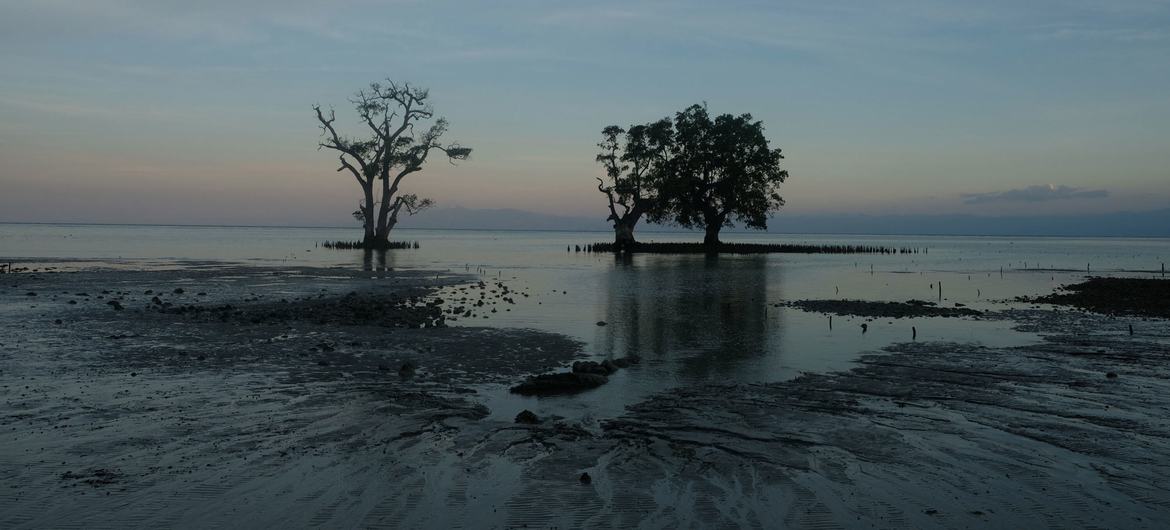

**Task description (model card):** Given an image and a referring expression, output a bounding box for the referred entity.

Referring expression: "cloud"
[1031,26,1165,43]
[961,184,1108,204]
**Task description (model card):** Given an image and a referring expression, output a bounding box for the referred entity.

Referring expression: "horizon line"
[1,220,1167,240]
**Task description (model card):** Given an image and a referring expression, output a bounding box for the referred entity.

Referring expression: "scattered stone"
[317,360,330,367]
[572,361,613,376]
[107,301,124,311]
[399,361,417,377]
[579,472,592,484]
[1023,277,1170,318]
[788,299,981,319]
[511,372,608,396]
[1106,372,1118,379]
[173,288,185,294]
[515,410,540,424]
[596,321,607,326]
[61,468,122,487]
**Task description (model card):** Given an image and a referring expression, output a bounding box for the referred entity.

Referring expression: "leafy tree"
[595,119,672,250]
[663,104,788,246]
[314,80,470,248]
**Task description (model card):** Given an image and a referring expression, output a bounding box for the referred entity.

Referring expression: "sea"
[2,223,1166,419]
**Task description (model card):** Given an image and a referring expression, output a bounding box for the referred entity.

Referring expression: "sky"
[1,0,1169,227]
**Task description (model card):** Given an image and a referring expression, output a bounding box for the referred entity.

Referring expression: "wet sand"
[2,265,1169,527]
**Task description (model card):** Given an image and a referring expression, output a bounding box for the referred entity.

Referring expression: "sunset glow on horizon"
[2,0,1169,227]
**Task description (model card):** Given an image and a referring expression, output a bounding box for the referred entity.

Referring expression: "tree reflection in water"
[601,253,780,381]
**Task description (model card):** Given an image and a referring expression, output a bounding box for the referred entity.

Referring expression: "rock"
[579,472,592,484]
[596,321,607,326]
[26,292,36,296]
[514,410,540,424]
[511,372,608,396]
[1106,372,1118,379]
[399,361,417,377]
[572,361,612,376]
[54,319,62,325]
[173,288,185,294]
[601,359,618,373]
[107,301,124,311]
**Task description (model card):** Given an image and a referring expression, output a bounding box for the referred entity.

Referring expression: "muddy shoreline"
[3,265,1169,527]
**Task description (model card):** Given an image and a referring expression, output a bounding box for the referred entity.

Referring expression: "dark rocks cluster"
[162,291,447,328]
[510,354,640,396]
[786,299,983,319]
[441,280,529,321]
[1023,277,1170,319]
[59,468,121,488]
[582,241,924,255]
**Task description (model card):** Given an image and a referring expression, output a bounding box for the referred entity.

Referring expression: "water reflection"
[602,254,775,381]
[360,248,391,272]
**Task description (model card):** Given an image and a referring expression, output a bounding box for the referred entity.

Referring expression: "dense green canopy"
[596,103,788,247]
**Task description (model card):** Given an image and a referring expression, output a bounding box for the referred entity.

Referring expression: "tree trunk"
[368,229,391,249]
[613,222,636,252]
[361,186,376,246]
[613,204,647,252]
[703,224,721,248]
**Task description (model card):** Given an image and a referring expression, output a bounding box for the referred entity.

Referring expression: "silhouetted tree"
[314,80,470,248]
[663,104,787,246]
[595,120,672,250]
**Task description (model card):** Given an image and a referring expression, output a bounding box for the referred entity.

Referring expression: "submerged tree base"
[321,240,420,250]
[582,241,923,254]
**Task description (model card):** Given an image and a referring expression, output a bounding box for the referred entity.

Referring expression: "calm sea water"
[3,223,1167,419]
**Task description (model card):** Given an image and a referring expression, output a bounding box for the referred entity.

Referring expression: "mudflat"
[2,266,1169,528]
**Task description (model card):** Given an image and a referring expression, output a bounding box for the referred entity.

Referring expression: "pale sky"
[1,0,1169,226]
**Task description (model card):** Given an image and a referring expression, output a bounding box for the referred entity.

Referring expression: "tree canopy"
[595,119,672,249]
[595,103,788,247]
[663,104,788,244]
[314,80,470,248]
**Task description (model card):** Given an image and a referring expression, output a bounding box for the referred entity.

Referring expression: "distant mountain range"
[399,206,1170,237]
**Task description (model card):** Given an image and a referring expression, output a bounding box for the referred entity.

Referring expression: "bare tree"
[314,80,471,248]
